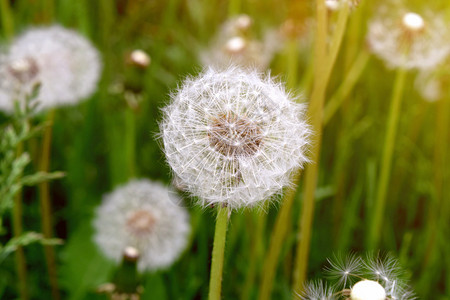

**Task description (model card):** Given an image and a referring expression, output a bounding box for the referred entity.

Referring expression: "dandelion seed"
[0,25,101,113]
[160,66,310,209]
[297,280,335,300]
[367,6,450,70]
[93,179,190,272]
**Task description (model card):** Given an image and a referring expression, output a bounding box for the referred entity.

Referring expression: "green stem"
[258,173,300,300]
[421,95,450,271]
[323,50,370,125]
[367,68,407,249]
[0,0,14,39]
[228,0,241,16]
[38,109,60,300]
[293,1,349,293]
[124,108,136,178]
[13,142,29,300]
[208,205,230,300]
[42,0,55,22]
[286,38,299,90]
[241,210,266,300]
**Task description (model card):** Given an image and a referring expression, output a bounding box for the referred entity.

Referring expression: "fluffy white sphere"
[93,179,190,272]
[160,67,310,209]
[367,8,450,70]
[0,25,101,113]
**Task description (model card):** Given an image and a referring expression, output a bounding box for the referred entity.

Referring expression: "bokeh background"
[0,0,449,299]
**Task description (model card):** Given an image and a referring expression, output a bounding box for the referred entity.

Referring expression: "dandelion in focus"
[298,253,416,300]
[160,66,310,209]
[200,14,281,71]
[0,25,101,113]
[367,7,450,70]
[93,179,190,272]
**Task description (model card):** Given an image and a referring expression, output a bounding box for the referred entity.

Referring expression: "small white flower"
[367,6,450,70]
[160,67,310,209]
[93,179,190,272]
[0,25,101,113]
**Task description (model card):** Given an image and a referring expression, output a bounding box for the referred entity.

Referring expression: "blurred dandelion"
[0,25,101,113]
[367,7,450,70]
[200,15,281,71]
[93,179,190,272]
[298,253,416,300]
[160,66,310,209]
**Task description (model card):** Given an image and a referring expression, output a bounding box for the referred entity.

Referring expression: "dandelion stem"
[0,0,14,39]
[13,141,29,300]
[38,109,60,300]
[208,205,230,300]
[293,1,349,293]
[124,108,136,178]
[286,38,299,89]
[228,0,241,16]
[323,50,370,125]
[368,67,407,249]
[258,173,299,300]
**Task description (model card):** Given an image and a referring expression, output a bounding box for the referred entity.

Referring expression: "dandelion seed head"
[201,15,281,70]
[402,12,425,32]
[297,280,335,300]
[94,179,190,272]
[350,280,386,300]
[160,67,310,209]
[0,25,101,113]
[129,49,151,68]
[367,7,450,70]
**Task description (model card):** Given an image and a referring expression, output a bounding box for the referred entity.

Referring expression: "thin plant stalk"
[241,209,267,300]
[367,67,407,249]
[228,0,241,16]
[13,141,29,300]
[124,107,136,178]
[421,95,449,275]
[286,38,299,89]
[258,173,299,300]
[0,0,14,39]
[42,0,55,22]
[323,50,370,125]
[208,205,230,300]
[38,109,60,300]
[293,1,349,292]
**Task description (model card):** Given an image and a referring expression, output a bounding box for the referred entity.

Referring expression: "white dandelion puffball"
[367,7,450,70]
[93,179,190,272]
[200,15,282,71]
[0,25,101,113]
[160,67,310,209]
[301,253,415,300]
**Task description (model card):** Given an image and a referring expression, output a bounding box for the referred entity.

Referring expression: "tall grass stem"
[367,68,407,249]
[13,141,29,300]
[38,109,60,300]
[0,0,14,39]
[293,1,349,293]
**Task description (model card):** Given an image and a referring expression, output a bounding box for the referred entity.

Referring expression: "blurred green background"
[1,0,449,299]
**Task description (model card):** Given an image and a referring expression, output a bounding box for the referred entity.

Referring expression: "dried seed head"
[160,67,310,208]
[401,12,425,33]
[94,179,190,271]
[201,16,281,70]
[224,36,247,54]
[0,25,101,114]
[126,210,157,237]
[7,57,39,83]
[367,7,450,70]
[350,280,386,300]
[129,49,151,68]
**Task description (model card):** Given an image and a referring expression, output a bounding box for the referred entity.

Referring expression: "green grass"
[1,0,449,299]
